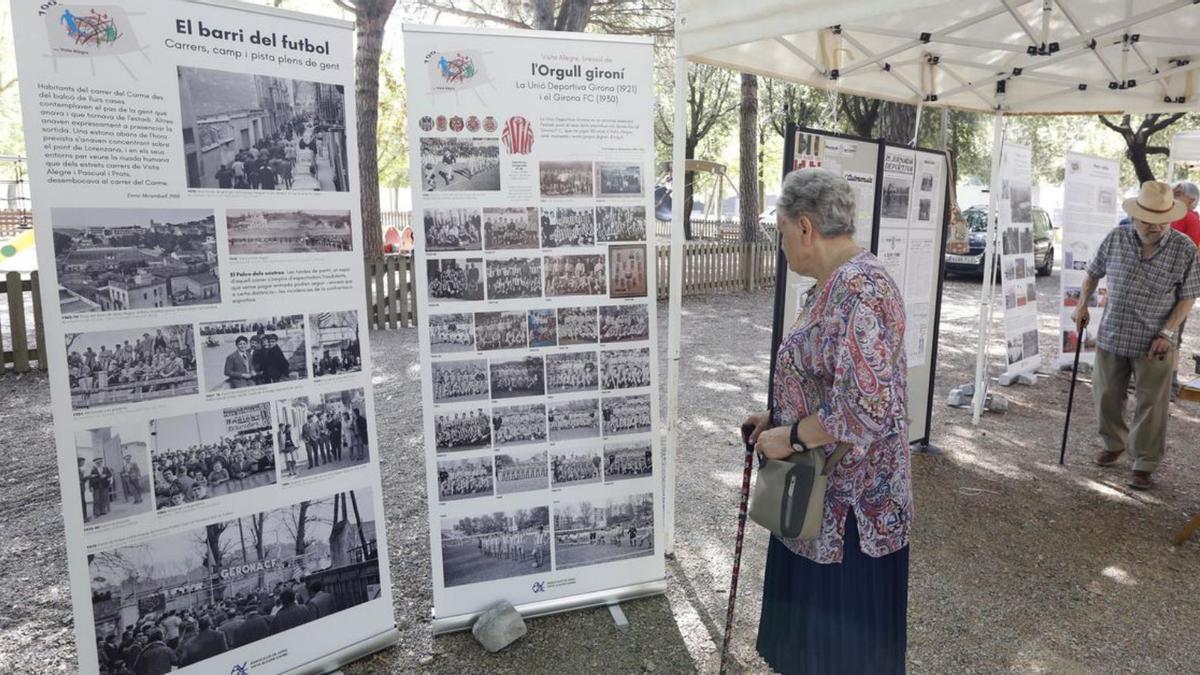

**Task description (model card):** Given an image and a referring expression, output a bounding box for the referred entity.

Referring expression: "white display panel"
[997,143,1043,376]
[10,2,396,672]
[403,25,665,632]
[1058,152,1118,367]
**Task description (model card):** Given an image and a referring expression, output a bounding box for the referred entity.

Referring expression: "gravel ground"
[2,269,1200,673]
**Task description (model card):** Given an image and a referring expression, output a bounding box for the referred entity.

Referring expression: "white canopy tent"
[663,0,1200,551]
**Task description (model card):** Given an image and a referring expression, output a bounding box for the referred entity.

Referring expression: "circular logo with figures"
[419,116,434,132]
[466,116,480,132]
[449,116,464,132]
[435,115,447,132]
[483,116,497,132]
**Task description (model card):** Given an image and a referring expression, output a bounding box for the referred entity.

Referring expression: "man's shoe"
[1095,449,1125,467]
[1128,471,1154,490]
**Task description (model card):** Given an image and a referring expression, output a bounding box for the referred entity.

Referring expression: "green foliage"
[376,52,408,189]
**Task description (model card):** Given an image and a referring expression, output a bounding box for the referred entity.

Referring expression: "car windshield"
[964,208,989,232]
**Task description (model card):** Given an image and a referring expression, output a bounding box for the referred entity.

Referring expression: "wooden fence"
[654,241,778,298]
[655,217,743,240]
[364,255,418,330]
[381,211,413,231]
[1,271,45,374]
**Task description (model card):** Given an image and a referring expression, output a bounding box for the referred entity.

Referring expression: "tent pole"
[664,53,687,555]
[972,111,1005,423]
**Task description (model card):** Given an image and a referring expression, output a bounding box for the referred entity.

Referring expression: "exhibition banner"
[10,1,397,672]
[998,143,1043,376]
[1058,152,1118,367]
[402,25,665,632]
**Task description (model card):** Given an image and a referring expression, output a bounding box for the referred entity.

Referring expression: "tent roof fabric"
[678,0,1200,114]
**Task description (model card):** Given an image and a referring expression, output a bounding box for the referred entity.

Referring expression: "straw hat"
[1123,180,1185,224]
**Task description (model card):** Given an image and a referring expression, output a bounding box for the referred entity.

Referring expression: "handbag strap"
[819,442,854,477]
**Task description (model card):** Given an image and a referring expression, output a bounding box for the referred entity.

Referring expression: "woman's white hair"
[776,168,857,237]
[1175,180,1200,203]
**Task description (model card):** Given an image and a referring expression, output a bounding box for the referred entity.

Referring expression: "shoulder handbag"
[747,440,852,540]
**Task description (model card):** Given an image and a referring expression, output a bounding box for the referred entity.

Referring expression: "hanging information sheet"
[403,25,664,633]
[998,143,1042,376]
[10,2,397,672]
[1058,152,1118,367]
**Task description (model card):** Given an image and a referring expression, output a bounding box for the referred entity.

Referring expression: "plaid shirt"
[1087,226,1200,357]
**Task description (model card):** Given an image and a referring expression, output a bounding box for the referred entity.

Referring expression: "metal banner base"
[431,579,667,635]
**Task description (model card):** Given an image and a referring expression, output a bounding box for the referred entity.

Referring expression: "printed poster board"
[997,143,1043,376]
[403,25,665,633]
[1058,152,1118,367]
[10,1,397,672]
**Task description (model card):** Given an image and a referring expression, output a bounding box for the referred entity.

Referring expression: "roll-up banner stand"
[402,25,665,634]
[997,143,1043,379]
[1058,152,1118,368]
[10,1,398,672]
[773,125,949,449]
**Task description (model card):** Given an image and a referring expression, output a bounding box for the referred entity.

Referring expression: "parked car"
[944,205,1055,277]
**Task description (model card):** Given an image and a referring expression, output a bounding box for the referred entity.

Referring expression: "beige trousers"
[1093,348,1174,473]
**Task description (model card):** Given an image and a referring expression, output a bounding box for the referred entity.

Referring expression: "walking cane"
[1060,317,1087,465]
[719,424,757,675]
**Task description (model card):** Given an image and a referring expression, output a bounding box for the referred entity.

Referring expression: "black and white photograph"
[1001,227,1021,256]
[432,358,490,404]
[1006,336,1024,365]
[553,492,654,570]
[547,398,600,441]
[1010,184,1033,223]
[52,208,219,315]
[495,449,549,495]
[483,207,540,250]
[489,356,545,400]
[429,313,475,353]
[596,205,647,242]
[275,388,370,481]
[88,487,383,674]
[600,304,650,343]
[604,441,653,482]
[1097,188,1116,211]
[547,351,599,394]
[919,173,935,192]
[427,257,485,301]
[474,310,527,351]
[226,209,353,254]
[74,424,152,526]
[545,254,606,297]
[595,162,644,197]
[66,324,198,410]
[1026,282,1038,303]
[601,347,651,390]
[917,198,932,222]
[609,244,648,298]
[179,66,350,192]
[310,311,362,377]
[602,394,653,436]
[148,403,276,510]
[199,315,307,392]
[551,449,602,488]
[1019,228,1034,254]
[440,506,550,587]
[528,309,557,348]
[434,408,492,452]
[558,306,599,345]
[486,256,543,300]
[539,207,595,247]
[420,137,502,192]
[539,160,594,198]
[881,177,911,220]
[424,209,482,252]
[492,403,547,447]
[1015,256,1028,279]
[1022,328,1040,358]
[437,456,494,502]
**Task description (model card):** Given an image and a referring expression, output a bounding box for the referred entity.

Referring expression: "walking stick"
[1060,319,1087,465]
[719,424,757,675]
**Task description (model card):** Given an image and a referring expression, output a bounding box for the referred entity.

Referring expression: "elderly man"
[1073,181,1200,489]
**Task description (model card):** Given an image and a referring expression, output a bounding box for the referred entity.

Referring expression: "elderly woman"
[743,169,912,674]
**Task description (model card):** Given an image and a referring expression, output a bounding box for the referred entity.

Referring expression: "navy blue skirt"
[756,513,909,674]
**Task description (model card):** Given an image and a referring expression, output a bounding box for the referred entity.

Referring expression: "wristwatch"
[789,421,809,454]
[1158,328,1176,341]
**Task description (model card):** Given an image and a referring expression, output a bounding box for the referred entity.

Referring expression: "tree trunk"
[294,501,310,556]
[878,101,917,145]
[353,1,396,261]
[556,0,594,31]
[533,0,554,29]
[682,138,697,241]
[1126,142,1156,183]
[739,74,759,245]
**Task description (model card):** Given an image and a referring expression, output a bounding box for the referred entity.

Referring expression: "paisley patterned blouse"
[772,250,912,564]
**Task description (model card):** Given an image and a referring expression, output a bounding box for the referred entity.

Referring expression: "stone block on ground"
[471,600,527,653]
